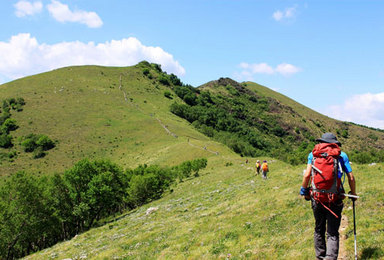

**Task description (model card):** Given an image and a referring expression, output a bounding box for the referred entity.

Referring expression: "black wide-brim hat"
[316,132,341,146]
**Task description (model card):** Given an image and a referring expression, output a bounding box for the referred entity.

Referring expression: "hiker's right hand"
[348,191,357,201]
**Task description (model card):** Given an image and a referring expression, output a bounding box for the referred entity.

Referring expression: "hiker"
[300,133,357,260]
[261,160,268,179]
[255,160,261,175]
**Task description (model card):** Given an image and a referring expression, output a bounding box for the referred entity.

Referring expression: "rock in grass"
[146,207,159,215]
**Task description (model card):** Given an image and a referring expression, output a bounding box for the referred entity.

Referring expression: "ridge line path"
[119,74,178,138]
[187,138,219,155]
[118,74,220,154]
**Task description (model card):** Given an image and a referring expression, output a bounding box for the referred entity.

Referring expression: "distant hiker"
[255,160,261,175]
[300,133,357,260]
[261,160,268,179]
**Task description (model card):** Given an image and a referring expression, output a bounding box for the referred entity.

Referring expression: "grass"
[22,157,316,259]
[345,163,384,259]
[23,156,384,259]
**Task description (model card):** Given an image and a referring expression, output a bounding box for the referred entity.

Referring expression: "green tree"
[62,159,127,230]
[0,172,58,259]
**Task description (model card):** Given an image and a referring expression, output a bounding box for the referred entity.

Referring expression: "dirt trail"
[119,74,178,138]
[338,214,348,259]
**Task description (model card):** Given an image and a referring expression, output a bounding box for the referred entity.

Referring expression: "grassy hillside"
[244,81,384,152]
[0,63,229,177]
[24,157,384,259]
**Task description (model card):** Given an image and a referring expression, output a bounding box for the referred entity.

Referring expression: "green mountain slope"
[172,77,384,164]
[0,63,382,259]
[0,63,232,177]
[245,81,384,151]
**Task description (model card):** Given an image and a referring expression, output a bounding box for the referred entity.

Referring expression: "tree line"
[0,158,207,259]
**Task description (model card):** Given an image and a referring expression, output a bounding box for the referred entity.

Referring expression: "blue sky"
[1,1,384,129]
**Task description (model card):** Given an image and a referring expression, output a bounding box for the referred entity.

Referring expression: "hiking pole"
[340,193,359,199]
[353,199,357,260]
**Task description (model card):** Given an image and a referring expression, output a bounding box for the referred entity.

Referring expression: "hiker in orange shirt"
[261,160,268,179]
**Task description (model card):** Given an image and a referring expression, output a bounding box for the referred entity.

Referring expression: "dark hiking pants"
[311,199,343,260]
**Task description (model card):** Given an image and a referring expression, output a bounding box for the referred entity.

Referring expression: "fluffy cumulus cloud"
[235,62,301,81]
[273,6,297,21]
[0,33,186,81]
[324,92,384,129]
[14,1,43,17]
[47,0,103,28]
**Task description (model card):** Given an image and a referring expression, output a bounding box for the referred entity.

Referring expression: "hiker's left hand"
[300,186,309,196]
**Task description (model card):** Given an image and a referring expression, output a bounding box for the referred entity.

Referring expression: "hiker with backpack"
[261,160,269,179]
[300,133,357,260]
[255,160,261,175]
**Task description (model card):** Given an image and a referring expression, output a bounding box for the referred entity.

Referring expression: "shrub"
[169,74,182,86]
[341,129,349,138]
[0,133,12,148]
[142,68,150,76]
[0,112,10,125]
[126,174,159,207]
[21,134,55,153]
[368,133,378,141]
[36,135,55,150]
[21,137,37,152]
[33,146,46,159]
[1,118,18,133]
[164,90,173,99]
[151,63,162,72]
[158,74,170,86]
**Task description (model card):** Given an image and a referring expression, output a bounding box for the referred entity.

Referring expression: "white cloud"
[14,1,43,17]
[272,11,284,21]
[240,62,274,75]
[275,63,301,76]
[273,6,297,22]
[236,62,301,81]
[324,92,384,129]
[0,33,186,81]
[47,0,103,28]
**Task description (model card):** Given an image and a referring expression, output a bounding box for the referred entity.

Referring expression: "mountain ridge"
[1,64,383,176]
